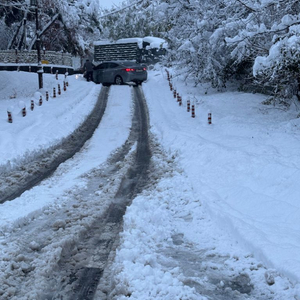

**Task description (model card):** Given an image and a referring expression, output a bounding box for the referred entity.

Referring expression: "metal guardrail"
[0,50,72,67]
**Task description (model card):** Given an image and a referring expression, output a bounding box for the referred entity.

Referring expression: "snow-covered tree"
[3,0,300,103]
[100,0,168,40]
[105,0,300,102]
[0,0,102,55]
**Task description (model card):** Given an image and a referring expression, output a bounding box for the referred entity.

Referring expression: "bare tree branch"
[235,0,256,12]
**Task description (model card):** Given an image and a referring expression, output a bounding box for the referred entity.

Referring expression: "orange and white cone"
[22,106,26,117]
[191,105,195,118]
[7,111,13,123]
[177,95,182,106]
[208,112,212,124]
[173,89,177,98]
[187,100,190,112]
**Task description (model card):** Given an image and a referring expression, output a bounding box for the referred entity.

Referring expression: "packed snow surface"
[0,68,300,299]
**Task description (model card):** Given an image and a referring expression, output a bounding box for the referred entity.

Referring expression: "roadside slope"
[0,72,100,169]
[143,67,300,286]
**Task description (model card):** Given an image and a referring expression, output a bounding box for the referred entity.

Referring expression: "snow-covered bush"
[253,27,300,102]
[3,0,300,103]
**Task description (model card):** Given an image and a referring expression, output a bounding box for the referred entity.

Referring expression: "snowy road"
[0,85,152,299]
[45,86,151,299]
[1,69,300,299]
[0,86,109,204]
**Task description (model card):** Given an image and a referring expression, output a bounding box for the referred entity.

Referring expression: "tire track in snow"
[42,85,151,299]
[0,86,109,204]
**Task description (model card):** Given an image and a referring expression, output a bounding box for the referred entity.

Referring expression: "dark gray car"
[93,61,147,86]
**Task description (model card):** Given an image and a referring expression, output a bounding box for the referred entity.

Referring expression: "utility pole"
[31,0,43,89]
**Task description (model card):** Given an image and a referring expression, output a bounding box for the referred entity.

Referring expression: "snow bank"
[0,71,99,169]
[143,66,300,289]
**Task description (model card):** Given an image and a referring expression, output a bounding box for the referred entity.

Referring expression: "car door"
[102,62,119,83]
[94,63,107,83]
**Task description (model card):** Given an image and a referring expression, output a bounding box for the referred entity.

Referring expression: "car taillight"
[143,67,147,71]
[124,68,135,72]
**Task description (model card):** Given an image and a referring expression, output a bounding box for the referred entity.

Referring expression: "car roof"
[101,60,141,65]
[93,60,146,68]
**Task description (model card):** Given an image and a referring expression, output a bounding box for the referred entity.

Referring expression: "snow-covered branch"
[99,0,143,19]
[234,0,256,12]
[29,13,60,51]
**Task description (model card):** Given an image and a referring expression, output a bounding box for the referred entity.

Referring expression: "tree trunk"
[7,19,23,50]
[18,11,28,50]
[29,14,60,51]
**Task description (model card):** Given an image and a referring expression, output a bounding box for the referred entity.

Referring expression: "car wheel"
[95,75,100,84]
[137,81,143,86]
[115,76,123,85]
[102,82,111,87]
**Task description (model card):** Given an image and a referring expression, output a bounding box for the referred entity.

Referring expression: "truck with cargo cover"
[93,37,168,65]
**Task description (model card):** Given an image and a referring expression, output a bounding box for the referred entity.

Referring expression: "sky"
[100,0,125,9]
[0,68,300,299]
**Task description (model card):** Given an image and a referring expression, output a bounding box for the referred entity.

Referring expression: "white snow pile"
[94,36,168,50]
[0,71,99,170]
